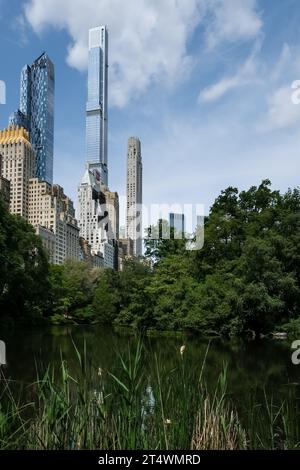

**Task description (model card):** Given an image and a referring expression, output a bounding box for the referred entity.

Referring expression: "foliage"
[1,180,300,335]
[49,260,101,323]
[0,198,50,324]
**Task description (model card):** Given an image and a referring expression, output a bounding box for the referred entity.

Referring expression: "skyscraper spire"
[86,25,108,185]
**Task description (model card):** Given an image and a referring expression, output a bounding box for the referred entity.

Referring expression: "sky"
[1,0,300,225]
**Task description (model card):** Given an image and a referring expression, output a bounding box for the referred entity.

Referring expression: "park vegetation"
[1,179,300,337]
[1,341,299,449]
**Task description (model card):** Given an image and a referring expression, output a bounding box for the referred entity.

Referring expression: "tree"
[0,198,50,324]
[144,219,187,264]
[92,269,120,323]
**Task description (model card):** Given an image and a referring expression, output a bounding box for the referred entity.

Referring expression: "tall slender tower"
[86,26,108,185]
[9,53,55,185]
[126,137,143,257]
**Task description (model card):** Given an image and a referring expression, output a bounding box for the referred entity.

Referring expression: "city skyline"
[0,0,300,220]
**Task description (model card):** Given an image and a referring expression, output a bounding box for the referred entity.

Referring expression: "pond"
[0,325,299,449]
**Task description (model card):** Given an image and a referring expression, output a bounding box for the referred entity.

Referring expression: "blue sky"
[1,0,300,224]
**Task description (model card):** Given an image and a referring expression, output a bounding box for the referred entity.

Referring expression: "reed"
[0,340,299,450]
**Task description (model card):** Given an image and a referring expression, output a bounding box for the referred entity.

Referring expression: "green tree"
[0,198,50,324]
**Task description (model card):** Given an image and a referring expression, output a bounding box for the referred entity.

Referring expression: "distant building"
[79,237,104,268]
[79,26,120,270]
[0,153,10,209]
[28,179,79,264]
[103,240,115,269]
[78,166,107,253]
[119,225,126,239]
[9,53,55,184]
[119,238,134,258]
[126,137,143,257]
[102,187,119,241]
[92,252,104,268]
[0,126,35,218]
[36,225,56,264]
[86,26,108,185]
[78,165,117,268]
[118,238,135,271]
[79,236,93,265]
[169,213,185,238]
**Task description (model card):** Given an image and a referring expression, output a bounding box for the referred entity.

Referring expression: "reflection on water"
[0,324,299,410]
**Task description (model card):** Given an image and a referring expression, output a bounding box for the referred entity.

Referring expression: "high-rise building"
[126,137,143,257]
[86,26,108,185]
[36,225,56,264]
[0,153,10,209]
[28,179,80,264]
[79,26,119,269]
[169,213,185,238]
[9,53,55,184]
[78,165,115,268]
[0,126,35,218]
[103,188,119,241]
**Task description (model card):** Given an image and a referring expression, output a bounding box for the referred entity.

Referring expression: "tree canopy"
[1,180,300,336]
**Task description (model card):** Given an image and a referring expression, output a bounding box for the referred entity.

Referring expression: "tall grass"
[0,340,299,450]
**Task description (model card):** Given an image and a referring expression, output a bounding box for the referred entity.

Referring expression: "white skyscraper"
[126,137,143,257]
[86,26,108,185]
[78,166,115,268]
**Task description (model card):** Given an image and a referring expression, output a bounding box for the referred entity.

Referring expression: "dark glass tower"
[9,53,55,184]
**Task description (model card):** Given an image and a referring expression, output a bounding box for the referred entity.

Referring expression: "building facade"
[28,179,79,264]
[126,137,143,257]
[0,126,35,218]
[103,187,119,241]
[0,153,10,209]
[78,166,118,268]
[86,26,108,185]
[36,225,56,264]
[79,236,104,268]
[9,53,55,184]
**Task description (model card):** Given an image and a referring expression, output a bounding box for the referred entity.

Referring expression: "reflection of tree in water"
[0,325,299,421]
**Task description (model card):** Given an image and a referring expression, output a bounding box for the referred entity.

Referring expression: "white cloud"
[258,43,300,132]
[199,40,262,102]
[260,85,300,132]
[23,0,262,108]
[23,0,202,107]
[271,43,292,81]
[199,75,241,102]
[204,0,262,48]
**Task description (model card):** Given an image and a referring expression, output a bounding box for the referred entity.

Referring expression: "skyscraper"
[9,53,55,184]
[86,26,108,185]
[77,166,116,268]
[28,179,79,264]
[126,137,143,257]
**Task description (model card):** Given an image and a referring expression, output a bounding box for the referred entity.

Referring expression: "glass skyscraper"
[86,26,108,186]
[9,53,55,184]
